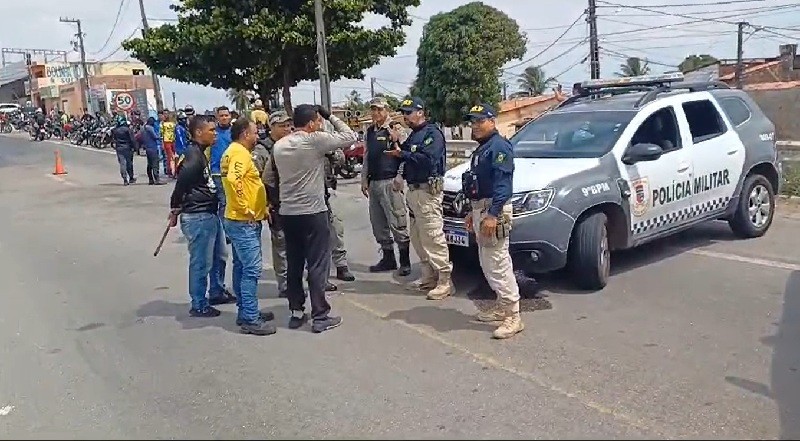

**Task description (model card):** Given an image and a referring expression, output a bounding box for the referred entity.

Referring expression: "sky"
[2,0,799,111]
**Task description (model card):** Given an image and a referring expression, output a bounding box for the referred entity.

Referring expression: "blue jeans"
[223,219,263,324]
[180,212,218,311]
[209,176,228,298]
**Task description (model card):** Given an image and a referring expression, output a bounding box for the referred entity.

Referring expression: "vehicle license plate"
[444,228,469,247]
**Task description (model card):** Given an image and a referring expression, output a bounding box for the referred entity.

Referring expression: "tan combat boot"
[407,263,437,291]
[426,273,455,300]
[475,302,505,322]
[492,304,524,339]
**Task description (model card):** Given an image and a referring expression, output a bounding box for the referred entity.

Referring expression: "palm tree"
[616,57,651,77]
[227,89,250,112]
[517,65,557,96]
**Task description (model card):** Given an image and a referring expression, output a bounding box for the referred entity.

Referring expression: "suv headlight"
[511,189,554,216]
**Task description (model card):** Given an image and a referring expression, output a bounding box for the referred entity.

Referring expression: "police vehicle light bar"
[580,72,685,90]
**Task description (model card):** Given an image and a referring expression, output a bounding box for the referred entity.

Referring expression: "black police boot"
[398,246,411,277]
[369,249,397,272]
[336,266,355,281]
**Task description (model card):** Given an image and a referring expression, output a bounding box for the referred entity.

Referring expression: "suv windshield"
[510,110,635,158]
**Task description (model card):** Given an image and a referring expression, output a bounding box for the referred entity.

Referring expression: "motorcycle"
[336,140,365,179]
[29,123,46,142]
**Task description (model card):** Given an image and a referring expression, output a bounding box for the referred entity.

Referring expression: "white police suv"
[443,73,780,290]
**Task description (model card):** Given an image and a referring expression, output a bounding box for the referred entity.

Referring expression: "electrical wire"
[95,26,141,62]
[92,0,129,55]
[597,0,766,8]
[503,38,588,78]
[502,12,586,72]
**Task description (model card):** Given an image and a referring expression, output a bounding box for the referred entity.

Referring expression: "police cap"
[463,103,498,121]
[398,96,425,112]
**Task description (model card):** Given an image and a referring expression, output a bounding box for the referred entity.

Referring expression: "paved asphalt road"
[0,133,798,439]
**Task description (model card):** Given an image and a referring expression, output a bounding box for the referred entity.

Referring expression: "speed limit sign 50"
[115,92,135,111]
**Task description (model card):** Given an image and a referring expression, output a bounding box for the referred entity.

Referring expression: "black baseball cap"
[463,103,498,121]
[399,96,425,112]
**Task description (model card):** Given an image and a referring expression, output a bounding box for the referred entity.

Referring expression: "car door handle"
[727,149,738,155]
[678,164,690,173]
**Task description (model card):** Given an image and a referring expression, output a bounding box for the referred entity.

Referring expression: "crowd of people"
[166,96,524,340]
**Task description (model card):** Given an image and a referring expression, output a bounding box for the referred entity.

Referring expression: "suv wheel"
[728,174,775,238]
[568,212,610,290]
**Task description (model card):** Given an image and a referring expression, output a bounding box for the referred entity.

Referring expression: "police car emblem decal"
[631,177,649,217]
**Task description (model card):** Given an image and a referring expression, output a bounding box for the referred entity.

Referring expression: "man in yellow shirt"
[250,99,268,126]
[220,117,275,336]
[160,112,177,177]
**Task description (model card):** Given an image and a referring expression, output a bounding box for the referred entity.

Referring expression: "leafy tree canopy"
[413,2,526,126]
[678,54,719,73]
[123,0,420,112]
[616,57,651,77]
[373,93,402,110]
[517,65,556,96]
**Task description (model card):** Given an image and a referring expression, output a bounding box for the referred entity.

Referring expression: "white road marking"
[0,405,14,416]
[687,248,800,272]
[0,133,114,155]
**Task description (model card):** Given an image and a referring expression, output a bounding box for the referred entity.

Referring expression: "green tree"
[122,0,419,113]
[344,89,367,112]
[413,2,526,126]
[373,93,402,110]
[616,57,651,77]
[227,89,251,112]
[678,54,719,73]
[517,65,556,96]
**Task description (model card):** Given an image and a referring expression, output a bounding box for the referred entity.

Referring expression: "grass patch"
[782,161,800,197]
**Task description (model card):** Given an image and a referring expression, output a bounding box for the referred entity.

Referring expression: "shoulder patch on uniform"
[496,152,506,163]
[424,137,432,145]
[411,145,417,152]
[376,136,387,141]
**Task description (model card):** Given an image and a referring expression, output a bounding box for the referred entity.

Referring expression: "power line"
[503,12,586,72]
[597,0,766,8]
[601,48,676,68]
[92,0,129,55]
[95,26,141,62]
[503,38,588,77]
[551,55,589,79]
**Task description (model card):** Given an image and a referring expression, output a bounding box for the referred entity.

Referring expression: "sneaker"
[325,282,338,292]
[312,316,343,333]
[123,180,130,186]
[475,305,505,322]
[236,311,275,326]
[209,289,236,305]
[288,310,309,329]
[240,320,277,336]
[129,177,137,184]
[492,313,524,339]
[189,306,221,318]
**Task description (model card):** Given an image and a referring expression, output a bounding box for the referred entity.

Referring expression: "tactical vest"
[366,125,401,181]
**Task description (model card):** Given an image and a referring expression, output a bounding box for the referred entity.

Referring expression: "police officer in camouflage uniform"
[324,146,355,289]
[361,96,411,276]
[462,103,523,339]
[253,111,293,298]
[387,97,453,300]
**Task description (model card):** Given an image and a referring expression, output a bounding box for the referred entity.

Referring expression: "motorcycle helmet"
[115,115,128,126]
[184,105,195,116]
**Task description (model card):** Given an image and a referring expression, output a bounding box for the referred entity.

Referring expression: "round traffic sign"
[115,92,135,111]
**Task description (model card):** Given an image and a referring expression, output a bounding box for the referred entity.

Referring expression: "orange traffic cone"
[53,150,67,175]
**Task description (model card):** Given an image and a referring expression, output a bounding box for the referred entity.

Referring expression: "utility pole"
[370,77,377,98]
[502,81,508,100]
[587,0,600,79]
[313,90,317,105]
[314,0,332,110]
[137,0,166,111]
[171,91,176,111]
[736,21,748,89]
[59,18,91,112]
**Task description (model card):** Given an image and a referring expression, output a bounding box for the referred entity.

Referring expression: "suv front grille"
[443,190,471,218]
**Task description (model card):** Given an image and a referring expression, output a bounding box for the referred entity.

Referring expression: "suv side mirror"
[623,142,663,165]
